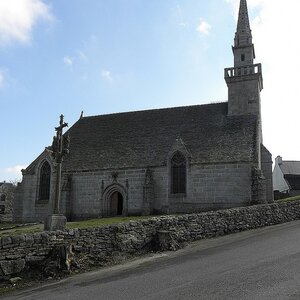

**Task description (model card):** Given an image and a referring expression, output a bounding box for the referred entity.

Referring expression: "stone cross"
[44,115,69,231]
[52,114,69,214]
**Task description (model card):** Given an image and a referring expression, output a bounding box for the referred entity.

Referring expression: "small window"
[39,161,51,201]
[0,194,6,202]
[241,54,245,61]
[0,205,5,214]
[171,152,186,194]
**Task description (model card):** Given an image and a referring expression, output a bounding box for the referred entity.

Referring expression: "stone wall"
[18,154,254,222]
[182,162,252,212]
[68,162,253,218]
[261,145,273,203]
[14,166,55,223]
[67,163,251,220]
[1,200,300,280]
[0,183,15,223]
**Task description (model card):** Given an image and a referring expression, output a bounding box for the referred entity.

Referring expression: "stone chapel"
[15,0,273,222]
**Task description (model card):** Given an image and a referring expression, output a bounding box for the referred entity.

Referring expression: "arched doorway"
[110,191,123,216]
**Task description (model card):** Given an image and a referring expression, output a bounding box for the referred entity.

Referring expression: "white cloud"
[197,20,212,35]
[101,69,113,83]
[225,0,240,17]
[4,165,27,176]
[225,0,300,161]
[63,56,73,67]
[0,0,53,46]
[63,50,88,68]
[76,50,88,62]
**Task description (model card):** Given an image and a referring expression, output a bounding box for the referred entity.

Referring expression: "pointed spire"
[237,0,251,34]
[234,0,252,47]
[232,0,255,67]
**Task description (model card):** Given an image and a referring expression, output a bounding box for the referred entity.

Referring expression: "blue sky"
[0,0,300,182]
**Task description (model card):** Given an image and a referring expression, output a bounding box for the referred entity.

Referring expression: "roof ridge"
[81,102,227,119]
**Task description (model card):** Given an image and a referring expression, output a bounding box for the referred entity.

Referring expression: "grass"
[0,223,19,230]
[276,195,300,203]
[0,224,43,237]
[67,216,151,230]
[0,216,153,237]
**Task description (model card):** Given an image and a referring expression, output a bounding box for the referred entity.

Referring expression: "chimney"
[276,156,283,165]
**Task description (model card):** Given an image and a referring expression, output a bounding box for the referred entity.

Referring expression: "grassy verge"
[67,216,151,229]
[0,224,43,237]
[0,223,19,230]
[0,216,153,237]
[276,195,300,203]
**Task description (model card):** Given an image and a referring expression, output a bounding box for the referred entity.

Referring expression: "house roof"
[24,102,259,173]
[0,182,13,188]
[280,161,300,175]
[55,102,258,172]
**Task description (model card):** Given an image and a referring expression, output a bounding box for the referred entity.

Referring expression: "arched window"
[39,161,51,201]
[0,194,6,202]
[171,151,186,194]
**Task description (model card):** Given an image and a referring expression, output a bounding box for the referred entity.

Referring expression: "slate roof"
[57,102,258,172]
[0,182,12,188]
[280,161,300,175]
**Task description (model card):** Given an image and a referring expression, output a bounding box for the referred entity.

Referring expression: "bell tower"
[225,0,263,116]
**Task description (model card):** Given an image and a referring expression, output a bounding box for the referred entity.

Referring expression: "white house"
[273,156,300,197]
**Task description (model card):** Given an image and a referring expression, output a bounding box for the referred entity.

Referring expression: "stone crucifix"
[52,114,69,214]
[45,114,70,231]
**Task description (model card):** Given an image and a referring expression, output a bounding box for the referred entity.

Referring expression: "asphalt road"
[4,220,300,300]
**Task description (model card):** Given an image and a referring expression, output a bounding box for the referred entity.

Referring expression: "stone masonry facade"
[16,161,259,222]
[0,183,15,223]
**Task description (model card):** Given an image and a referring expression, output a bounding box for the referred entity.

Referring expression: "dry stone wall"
[1,200,300,281]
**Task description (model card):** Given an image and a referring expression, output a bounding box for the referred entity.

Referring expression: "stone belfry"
[225,0,263,116]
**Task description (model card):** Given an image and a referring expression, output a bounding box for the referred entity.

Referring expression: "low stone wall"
[1,200,300,281]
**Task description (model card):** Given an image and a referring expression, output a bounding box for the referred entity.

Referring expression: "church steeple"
[233,0,255,67]
[225,0,263,116]
[235,0,251,44]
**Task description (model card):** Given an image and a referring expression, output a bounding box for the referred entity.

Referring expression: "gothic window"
[171,151,186,194]
[39,161,51,201]
[241,54,245,61]
[0,194,6,202]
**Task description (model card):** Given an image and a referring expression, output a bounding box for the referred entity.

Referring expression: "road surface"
[4,220,300,300]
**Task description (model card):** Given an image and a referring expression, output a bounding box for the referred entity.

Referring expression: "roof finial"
[80,111,84,119]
